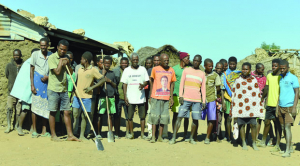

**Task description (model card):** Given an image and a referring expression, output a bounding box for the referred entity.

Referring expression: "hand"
[179,97,184,105]
[105,77,111,83]
[31,85,37,94]
[61,58,69,66]
[169,98,174,107]
[291,107,297,117]
[41,76,48,82]
[84,87,93,93]
[222,102,226,111]
[124,96,129,106]
[139,83,145,90]
[148,97,151,104]
[102,68,107,76]
[275,105,279,117]
[202,102,206,110]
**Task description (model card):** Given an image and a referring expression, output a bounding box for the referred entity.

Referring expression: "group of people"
[5,38,299,157]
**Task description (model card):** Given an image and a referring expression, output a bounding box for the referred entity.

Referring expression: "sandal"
[31,132,38,138]
[41,132,51,137]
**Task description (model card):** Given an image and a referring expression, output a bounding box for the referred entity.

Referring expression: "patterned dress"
[231,75,264,118]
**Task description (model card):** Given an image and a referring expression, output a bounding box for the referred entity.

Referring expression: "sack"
[233,123,239,140]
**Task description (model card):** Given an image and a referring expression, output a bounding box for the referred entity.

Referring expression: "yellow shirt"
[266,73,281,107]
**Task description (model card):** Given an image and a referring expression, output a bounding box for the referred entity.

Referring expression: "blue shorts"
[178,101,202,120]
[47,90,71,111]
[202,101,217,121]
[72,96,92,113]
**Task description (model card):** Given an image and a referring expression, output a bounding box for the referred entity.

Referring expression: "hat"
[179,52,189,60]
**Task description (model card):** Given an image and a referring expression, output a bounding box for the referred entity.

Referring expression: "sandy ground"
[1,111,300,166]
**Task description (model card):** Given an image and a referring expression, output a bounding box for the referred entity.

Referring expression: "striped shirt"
[179,67,206,102]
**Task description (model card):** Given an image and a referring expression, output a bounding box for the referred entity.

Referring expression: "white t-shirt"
[121,66,149,104]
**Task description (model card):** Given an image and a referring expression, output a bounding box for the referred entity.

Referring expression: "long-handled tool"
[66,67,104,151]
[102,49,115,143]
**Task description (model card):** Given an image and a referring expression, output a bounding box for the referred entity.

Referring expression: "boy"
[203,59,221,144]
[215,62,224,141]
[231,62,264,151]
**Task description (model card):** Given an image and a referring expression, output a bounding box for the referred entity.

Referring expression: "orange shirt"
[150,66,176,100]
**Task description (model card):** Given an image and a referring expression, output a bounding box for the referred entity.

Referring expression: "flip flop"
[41,132,51,137]
[31,132,38,138]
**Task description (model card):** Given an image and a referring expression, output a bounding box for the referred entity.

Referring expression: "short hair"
[13,49,21,54]
[161,75,168,81]
[66,51,73,55]
[82,51,93,64]
[103,55,113,64]
[40,37,49,44]
[97,56,103,62]
[228,57,237,63]
[31,48,40,54]
[216,62,224,67]
[255,63,264,69]
[120,57,129,63]
[160,53,169,57]
[204,58,213,65]
[194,54,202,59]
[58,39,69,48]
[146,57,153,61]
[219,59,227,65]
[272,59,281,64]
[131,52,139,60]
[153,54,160,59]
[279,60,289,67]
[242,62,251,70]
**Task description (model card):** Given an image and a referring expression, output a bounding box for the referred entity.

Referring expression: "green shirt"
[118,68,125,100]
[173,64,188,96]
[67,73,76,92]
[48,52,68,92]
[205,71,221,102]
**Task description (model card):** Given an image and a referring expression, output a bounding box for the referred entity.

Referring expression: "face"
[67,54,73,62]
[80,56,87,66]
[120,60,129,70]
[57,44,68,57]
[104,59,111,70]
[242,65,250,76]
[160,55,169,68]
[91,60,94,66]
[205,62,213,73]
[215,63,223,74]
[40,41,48,52]
[13,51,21,61]
[97,59,103,69]
[280,65,289,76]
[256,65,265,75]
[229,61,236,71]
[145,59,153,69]
[161,77,168,88]
[131,56,139,67]
[153,56,160,67]
[182,55,190,65]
[223,62,228,71]
[193,56,201,68]
[272,62,279,74]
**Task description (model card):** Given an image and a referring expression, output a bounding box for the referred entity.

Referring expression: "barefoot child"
[231,62,264,151]
[203,59,221,144]
[215,62,224,141]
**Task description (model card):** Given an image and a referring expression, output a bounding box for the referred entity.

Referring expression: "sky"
[2,0,300,63]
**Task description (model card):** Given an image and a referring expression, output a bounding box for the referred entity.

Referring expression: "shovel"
[101,49,114,143]
[66,67,104,151]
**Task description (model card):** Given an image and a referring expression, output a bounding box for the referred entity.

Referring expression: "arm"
[84,77,105,93]
[149,78,154,103]
[52,58,69,76]
[105,77,117,88]
[261,85,269,102]
[292,88,299,116]
[169,82,175,106]
[30,65,37,94]
[139,81,149,90]
[5,65,9,79]
[179,71,186,105]
[123,83,129,106]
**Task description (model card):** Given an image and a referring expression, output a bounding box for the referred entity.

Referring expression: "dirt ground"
[0,111,300,166]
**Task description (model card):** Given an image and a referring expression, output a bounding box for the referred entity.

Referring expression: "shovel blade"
[95,138,104,151]
[107,131,114,143]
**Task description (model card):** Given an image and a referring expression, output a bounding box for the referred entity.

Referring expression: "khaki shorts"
[148,98,170,125]
[278,106,294,125]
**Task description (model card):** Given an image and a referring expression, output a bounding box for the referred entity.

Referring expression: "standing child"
[231,62,264,151]
[203,59,221,144]
[215,62,224,141]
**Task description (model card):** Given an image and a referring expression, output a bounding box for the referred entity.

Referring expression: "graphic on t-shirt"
[155,75,170,96]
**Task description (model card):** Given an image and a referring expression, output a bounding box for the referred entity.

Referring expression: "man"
[169,55,206,145]
[203,59,221,144]
[30,38,52,138]
[145,57,153,70]
[148,53,176,143]
[257,59,282,151]
[215,62,224,141]
[67,51,77,71]
[4,49,23,133]
[221,56,241,142]
[97,56,117,139]
[66,52,77,99]
[172,52,190,141]
[121,53,149,139]
[72,52,104,140]
[277,60,299,157]
[113,57,129,138]
[219,59,228,72]
[47,39,79,142]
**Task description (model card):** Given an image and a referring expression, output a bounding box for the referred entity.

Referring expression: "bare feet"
[257,142,266,148]
[127,134,134,140]
[66,136,81,142]
[4,126,10,133]
[79,136,88,141]
[189,139,197,145]
[242,143,248,151]
[216,137,222,143]
[281,152,291,158]
[169,139,176,145]
[51,136,63,142]
[157,137,164,142]
[150,138,156,143]
[270,146,281,152]
[204,138,210,144]
[17,127,25,136]
[252,143,259,151]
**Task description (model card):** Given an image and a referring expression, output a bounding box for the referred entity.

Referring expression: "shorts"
[265,106,276,120]
[148,98,170,125]
[116,98,129,119]
[47,90,71,112]
[238,118,257,125]
[172,96,180,113]
[128,104,146,119]
[225,99,231,114]
[7,95,21,114]
[202,101,217,121]
[72,96,92,112]
[278,106,294,125]
[178,101,202,120]
[98,97,116,114]
[21,101,31,111]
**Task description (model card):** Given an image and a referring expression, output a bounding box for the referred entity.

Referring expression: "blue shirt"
[279,72,299,107]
